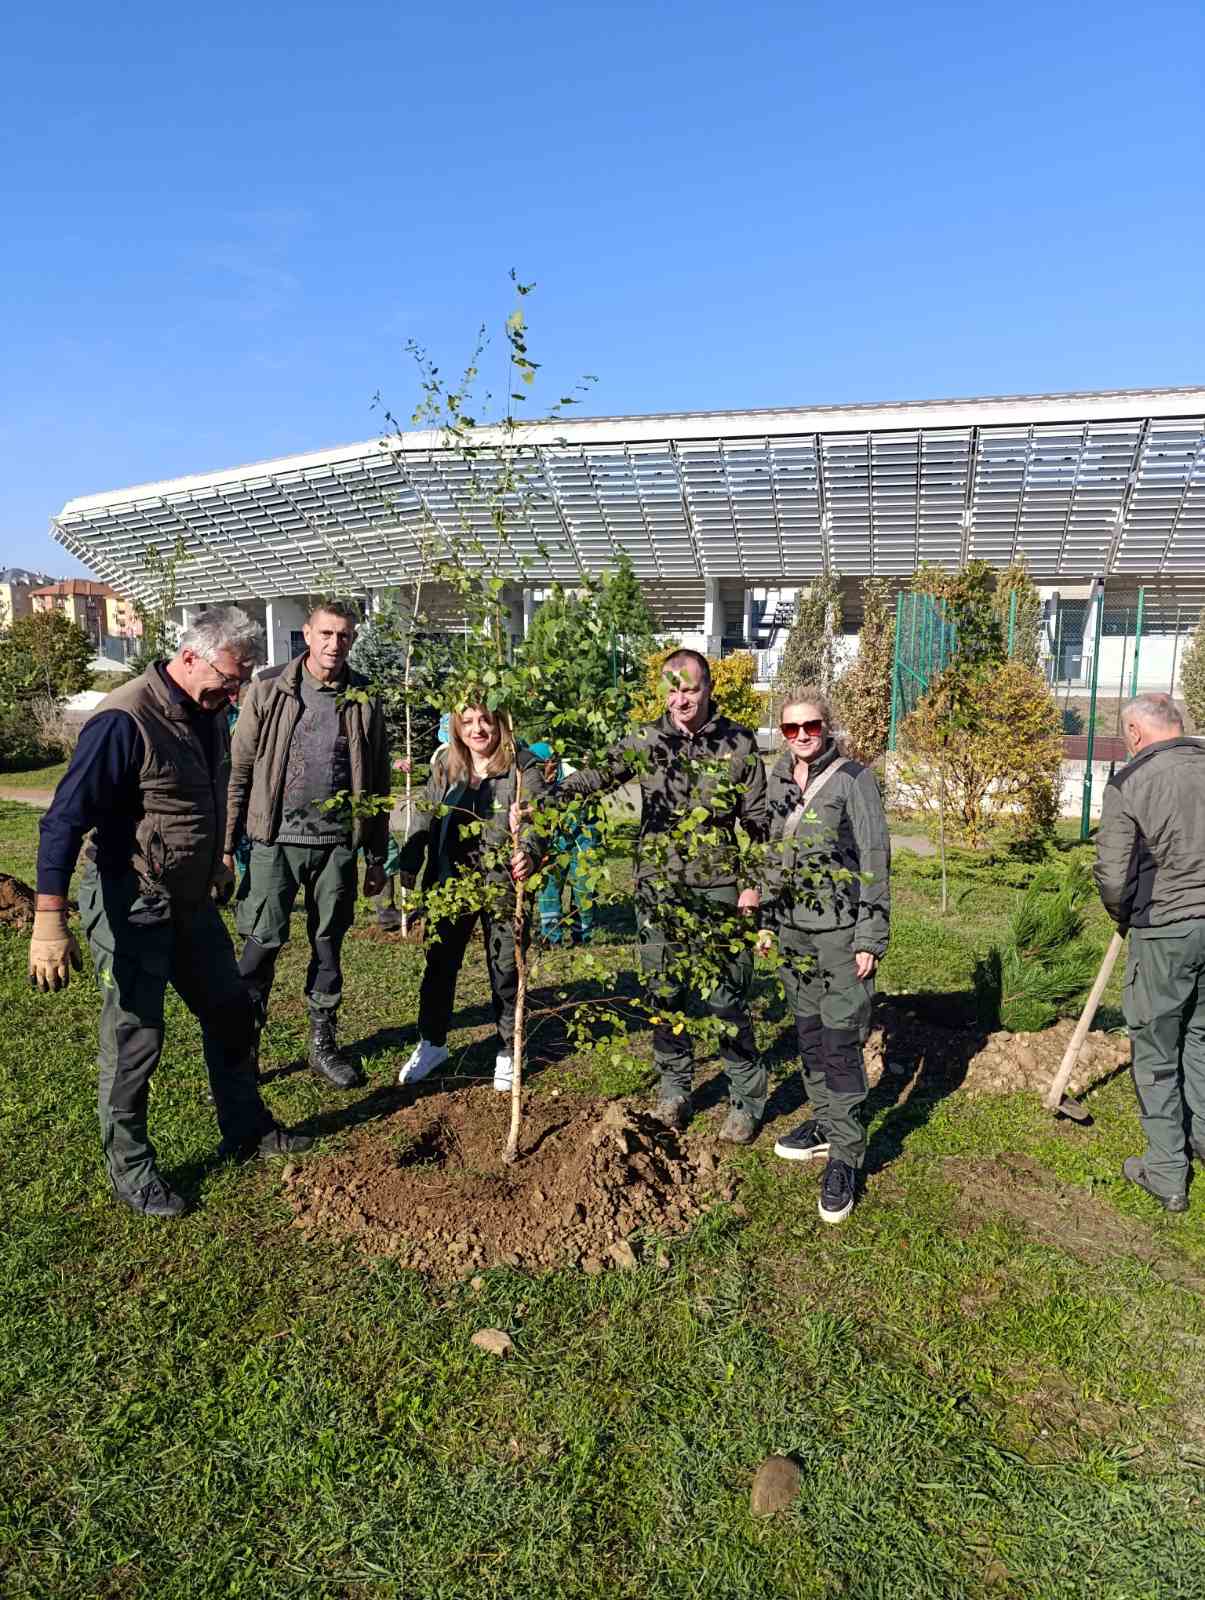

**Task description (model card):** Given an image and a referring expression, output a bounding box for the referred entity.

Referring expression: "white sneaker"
[494,1052,514,1094]
[398,1039,449,1085]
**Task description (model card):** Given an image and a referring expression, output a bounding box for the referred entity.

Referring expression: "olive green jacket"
[557,705,766,888]
[761,741,891,956]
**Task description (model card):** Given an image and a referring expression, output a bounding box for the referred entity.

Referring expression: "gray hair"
[179,605,266,665]
[1122,693,1184,733]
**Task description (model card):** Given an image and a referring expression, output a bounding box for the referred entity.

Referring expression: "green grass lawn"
[1,799,1203,1598]
[0,759,69,791]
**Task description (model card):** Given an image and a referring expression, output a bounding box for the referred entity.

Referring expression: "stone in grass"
[750,1455,801,1517]
[470,1328,514,1358]
[608,1240,639,1271]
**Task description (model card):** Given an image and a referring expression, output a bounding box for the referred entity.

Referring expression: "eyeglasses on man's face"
[201,655,251,692]
[781,718,824,739]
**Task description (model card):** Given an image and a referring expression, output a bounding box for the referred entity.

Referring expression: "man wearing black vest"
[29,606,312,1218]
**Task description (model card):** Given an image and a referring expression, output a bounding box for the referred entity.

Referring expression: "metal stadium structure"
[52,385,1205,669]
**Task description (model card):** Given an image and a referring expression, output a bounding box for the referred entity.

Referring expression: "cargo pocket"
[1121,948,1148,1030]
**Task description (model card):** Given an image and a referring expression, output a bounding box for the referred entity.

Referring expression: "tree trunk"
[938,751,949,916]
[504,764,527,1164]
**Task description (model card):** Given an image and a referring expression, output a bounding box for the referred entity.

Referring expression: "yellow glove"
[29,908,83,993]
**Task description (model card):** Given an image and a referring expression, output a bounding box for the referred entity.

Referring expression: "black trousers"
[418,912,518,1050]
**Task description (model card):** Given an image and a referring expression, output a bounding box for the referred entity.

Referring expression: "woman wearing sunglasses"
[761,689,891,1224]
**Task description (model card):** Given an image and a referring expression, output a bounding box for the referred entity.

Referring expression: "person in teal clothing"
[527,741,598,947]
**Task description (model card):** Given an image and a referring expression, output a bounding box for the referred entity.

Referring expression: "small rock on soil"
[750,1455,801,1516]
[470,1328,514,1357]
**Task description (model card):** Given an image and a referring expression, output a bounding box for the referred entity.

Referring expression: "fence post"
[1080,583,1106,842]
[888,590,905,751]
[1130,587,1145,697]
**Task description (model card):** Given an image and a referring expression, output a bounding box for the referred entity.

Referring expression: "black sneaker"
[114,1174,188,1218]
[773,1119,831,1163]
[218,1127,315,1162]
[818,1158,856,1225]
[1122,1156,1187,1213]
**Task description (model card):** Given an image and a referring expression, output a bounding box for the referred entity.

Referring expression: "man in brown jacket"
[225,601,390,1088]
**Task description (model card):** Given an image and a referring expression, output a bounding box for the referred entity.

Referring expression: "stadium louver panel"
[51,391,1205,606]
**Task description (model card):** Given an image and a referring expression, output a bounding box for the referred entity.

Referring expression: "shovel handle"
[1043,930,1126,1112]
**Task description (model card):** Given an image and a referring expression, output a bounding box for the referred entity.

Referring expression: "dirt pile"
[862,1000,1130,1101]
[0,874,35,931]
[286,1091,740,1278]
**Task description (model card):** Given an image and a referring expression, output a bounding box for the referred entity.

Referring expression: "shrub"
[833,577,895,763]
[894,659,1062,847]
[775,573,843,695]
[1178,608,1205,734]
[974,860,1103,1032]
[0,610,93,705]
[0,707,62,772]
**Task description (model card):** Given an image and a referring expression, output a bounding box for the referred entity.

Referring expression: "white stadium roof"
[52,386,1205,608]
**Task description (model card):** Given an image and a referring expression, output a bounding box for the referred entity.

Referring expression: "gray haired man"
[1094,693,1205,1213]
[29,607,313,1218]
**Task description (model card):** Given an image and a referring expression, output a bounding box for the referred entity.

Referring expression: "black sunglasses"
[781,718,824,739]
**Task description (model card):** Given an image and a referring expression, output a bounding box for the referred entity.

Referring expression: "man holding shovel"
[1093,693,1205,1213]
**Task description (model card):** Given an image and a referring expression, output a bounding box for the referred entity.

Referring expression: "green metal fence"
[888,582,1198,840]
[886,591,958,751]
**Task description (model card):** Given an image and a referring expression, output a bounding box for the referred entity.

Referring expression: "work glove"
[363,862,386,898]
[29,908,83,993]
[211,858,236,907]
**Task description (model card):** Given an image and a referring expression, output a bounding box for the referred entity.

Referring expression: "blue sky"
[3,0,1202,573]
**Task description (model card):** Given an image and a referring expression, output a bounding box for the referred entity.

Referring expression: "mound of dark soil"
[285,1091,740,1278]
[0,873,35,930]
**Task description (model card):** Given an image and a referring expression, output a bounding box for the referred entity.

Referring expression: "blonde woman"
[396,705,546,1093]
[762,689,890,1223]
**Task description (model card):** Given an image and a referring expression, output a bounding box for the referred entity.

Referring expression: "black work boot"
[308,1011,361,1089]
[218,1126,315,1161]
[113,1172,188,1218]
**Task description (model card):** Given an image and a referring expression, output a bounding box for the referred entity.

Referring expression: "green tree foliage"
[974,860,1103,1032]
[911,560,1002,665]
[348,595,443,759]
[775,572,843,695]
[896,658,1062,847]
[993,560,1043,669]
[126,541,185,675]
[1176,608,1205,734]
[516,555,656,746]
[0,610,93,705]
[833,577,895,763]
